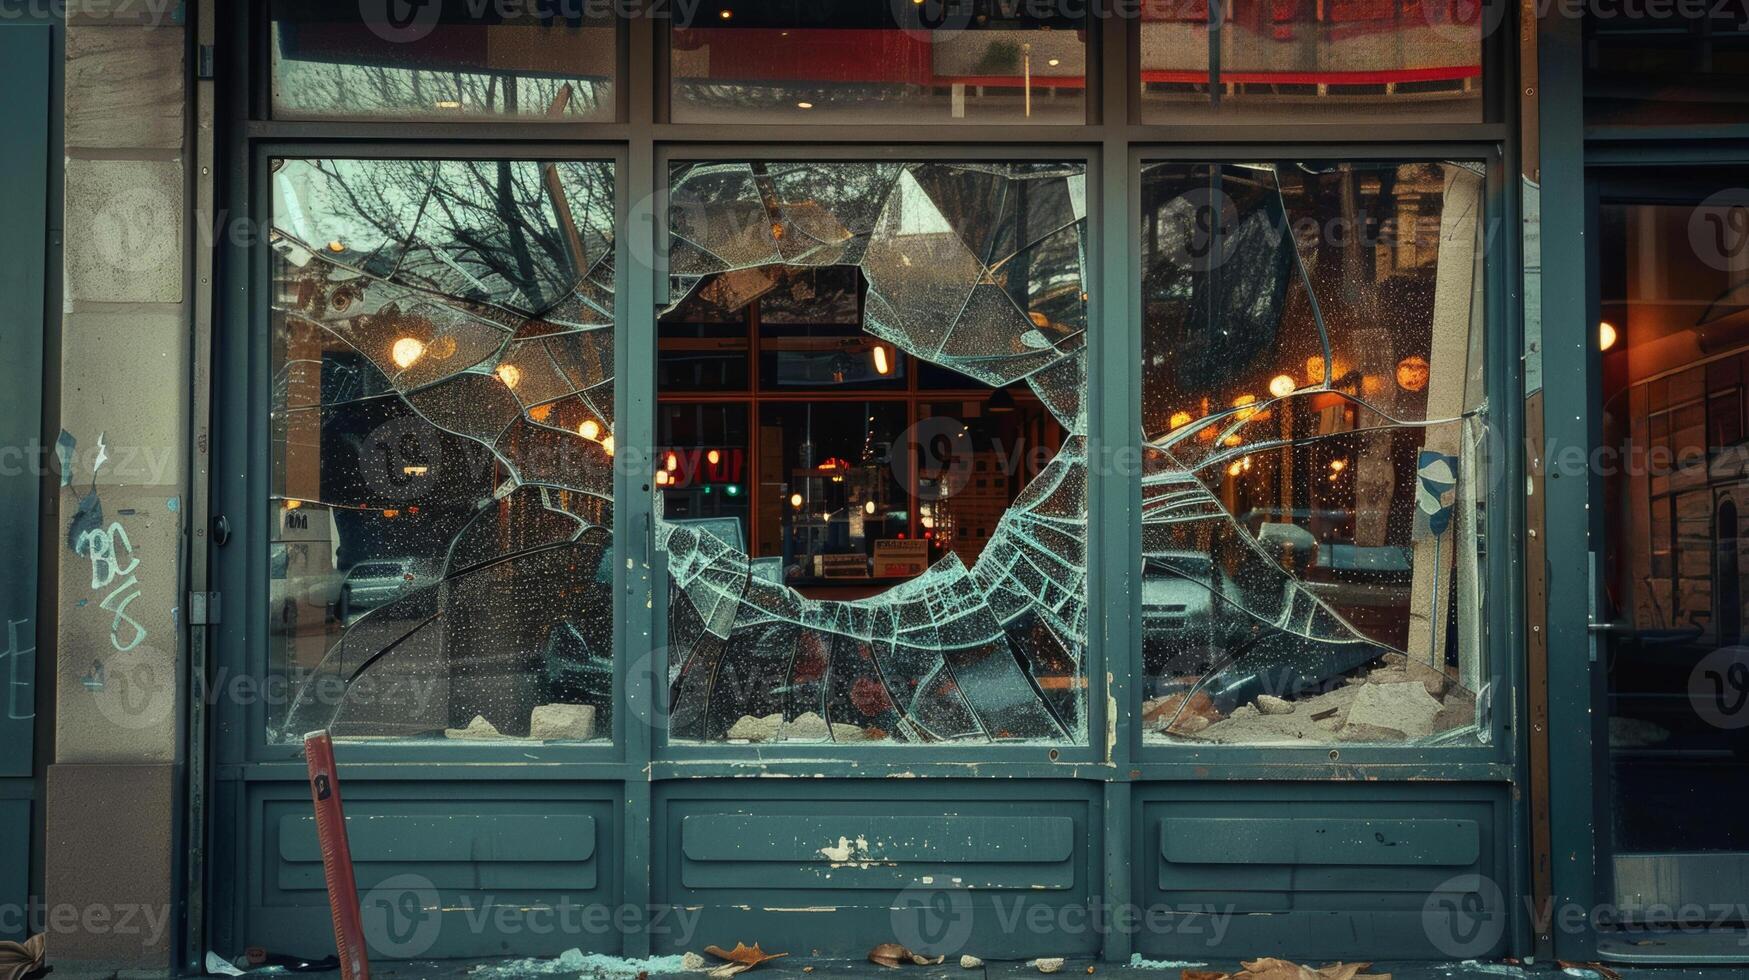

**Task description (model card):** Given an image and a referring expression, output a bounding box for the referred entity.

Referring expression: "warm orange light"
[790,493,804,509]
[382,509,400,518]
[655,470,669,486]
[326,241,347,253]
[391,337,426,369]
[1269,374,1296,399]
[1169,411,1193,431]
[1600,320,1618,351]
[1232,394,1259,421]
[579,419,601,440]
[865,500,877,515]
[873,345,891,376]
[601,435,614,456]
[1227,461,1243,477]
[666,453,680,472]
[496,364,521,389]
[284,499,301,510]
[707,449,722,466]
[1306,356,1327,385]
[1329,459,1347,473]
[1223,434,1242,447]
[1395,355,1430,393]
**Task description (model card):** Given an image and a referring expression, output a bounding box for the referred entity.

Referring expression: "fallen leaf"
[1182,972,1229,980]
[911,953,946,965]
[0,935,45,980]
[1314,963,1368,980]
[869,943,912,969]
[708,966,751,979]
[1236,959,1319,980]
[703,943,788,969]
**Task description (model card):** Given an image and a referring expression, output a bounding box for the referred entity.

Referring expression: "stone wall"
[48,0,188,974]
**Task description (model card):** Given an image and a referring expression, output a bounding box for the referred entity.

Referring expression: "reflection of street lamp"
[1023,42,1032,118]
[391,337,425,369]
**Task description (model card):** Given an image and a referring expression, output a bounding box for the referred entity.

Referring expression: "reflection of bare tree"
[270,25,613,122]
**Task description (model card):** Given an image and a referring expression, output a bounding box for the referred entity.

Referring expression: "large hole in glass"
[659,162,1090,745]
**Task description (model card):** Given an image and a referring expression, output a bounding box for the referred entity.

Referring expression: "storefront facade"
[13,0,1749,973]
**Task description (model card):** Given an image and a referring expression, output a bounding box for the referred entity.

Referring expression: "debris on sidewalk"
[467,949,690,978]
[868,943,945,968]
[703,943,788,975]
[0,935,45,980]
[960,954,984,968]
[1034,957,1066,973]
[1178,959,1390,980]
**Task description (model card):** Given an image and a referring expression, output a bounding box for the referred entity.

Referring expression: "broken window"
[269,0,617,123]
[1139,161,1489,745]
[269,157,618,744]
[660,162,1090,744]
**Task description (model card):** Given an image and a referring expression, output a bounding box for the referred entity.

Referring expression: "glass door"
[1594,169,1749,926]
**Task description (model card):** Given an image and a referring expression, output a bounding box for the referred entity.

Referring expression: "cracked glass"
[660,161,1090,745]
[1139,161,1489,745]
[269,157,617,744]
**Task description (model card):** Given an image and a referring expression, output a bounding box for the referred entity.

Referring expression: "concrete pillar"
[48,0,188,975]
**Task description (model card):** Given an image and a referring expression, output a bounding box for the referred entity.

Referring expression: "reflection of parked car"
[337,559,426,621]
[1141,551,1244,696]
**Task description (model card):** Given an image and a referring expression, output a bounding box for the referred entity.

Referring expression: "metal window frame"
[197,0,1529,965]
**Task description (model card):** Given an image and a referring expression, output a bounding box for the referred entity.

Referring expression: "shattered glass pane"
[660,162,1090,744]
[270,157,617,745]
[269,0,616,123]
[1139,161,1489,745]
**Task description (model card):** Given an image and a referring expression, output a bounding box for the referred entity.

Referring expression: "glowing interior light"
[579,419,601,440]
[1169,410,1192,430]
[495,364,521,388]
[1600,320,1618,351]
[789,493,804,509]
[666,452,680,472]
[601,435,614,457]
[1232,393,1258,420]
[873,345,891,375]
[1395,355,1430,393]
[707,449,722,465]
[865,500,876,515]
[391,337,425,369]
[655,470,669,486]
[1269,374,1296,399]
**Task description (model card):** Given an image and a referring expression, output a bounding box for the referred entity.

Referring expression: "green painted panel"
[655,781,1102,960]
[279,813,595,863]
[1134,784,1511,962]
[243,784,622,961]
[0,24,48,782]
[1162,818,1480,867]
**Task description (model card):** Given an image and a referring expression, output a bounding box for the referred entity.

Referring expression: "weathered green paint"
[0,17,51,944]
